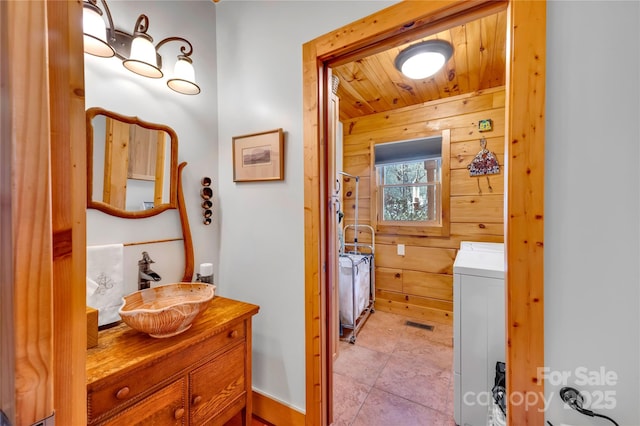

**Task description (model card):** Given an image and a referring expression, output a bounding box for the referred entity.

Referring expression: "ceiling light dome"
[395,40,453,80]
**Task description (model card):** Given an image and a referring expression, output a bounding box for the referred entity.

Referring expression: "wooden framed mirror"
[86,107,194,281]
[86,107,178,218]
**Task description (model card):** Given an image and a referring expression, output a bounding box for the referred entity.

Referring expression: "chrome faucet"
[138,251,161,290]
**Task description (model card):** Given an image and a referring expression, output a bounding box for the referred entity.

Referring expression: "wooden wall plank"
[375,299,453,325]
[376,233,503,249]
[375,244,456,275]
[451,169,504,196]
[450,194,504,222]
[376,267,403,292]
[344,87,504,136]
[403,270,453,301]
[376,289,453,312]
[47,1,87,424]
[450,222,504,237]
[344,109,506,146]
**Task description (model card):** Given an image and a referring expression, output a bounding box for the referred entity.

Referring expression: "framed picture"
[141,201,155,210]
[232,128,284,182]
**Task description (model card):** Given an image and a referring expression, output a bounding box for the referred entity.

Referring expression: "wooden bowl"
[118,283,215,338]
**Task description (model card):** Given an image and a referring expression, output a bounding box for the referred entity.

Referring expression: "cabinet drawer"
[88,354,184,422]
[99,378,187,426]
[189,343,246,424]
[202,321,246,354]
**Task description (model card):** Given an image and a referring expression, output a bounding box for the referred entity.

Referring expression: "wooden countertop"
[87,296,259,387]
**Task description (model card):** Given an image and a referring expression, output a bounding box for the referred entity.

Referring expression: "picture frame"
[232,128,284,182]
[141,201,155,210]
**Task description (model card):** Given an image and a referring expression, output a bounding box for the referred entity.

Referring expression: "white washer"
[453,242,505,426]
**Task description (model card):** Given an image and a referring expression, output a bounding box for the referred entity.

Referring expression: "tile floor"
[332,310,455,426]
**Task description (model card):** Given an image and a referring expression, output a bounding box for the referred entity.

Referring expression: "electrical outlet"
[397,244,405,256]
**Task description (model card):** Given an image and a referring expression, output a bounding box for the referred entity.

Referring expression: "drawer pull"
[228,329,238,338]
[192,395,202,406]
[174,407,185,420]
[115,386,130,400]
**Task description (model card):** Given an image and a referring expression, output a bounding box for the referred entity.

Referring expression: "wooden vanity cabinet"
[87,297,259,426]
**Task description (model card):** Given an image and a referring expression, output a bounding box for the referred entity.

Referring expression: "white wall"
[545,1,640,425]
[84,1,219,291]
[215,0,396,411]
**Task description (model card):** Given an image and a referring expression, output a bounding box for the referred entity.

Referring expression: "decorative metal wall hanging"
[467,137,500,194]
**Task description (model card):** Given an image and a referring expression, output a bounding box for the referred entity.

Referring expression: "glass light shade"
[123,36,162,78]
[83,6,114,58]
[395,40,453,80]
[400,52,446,79]
[167,58,201,95]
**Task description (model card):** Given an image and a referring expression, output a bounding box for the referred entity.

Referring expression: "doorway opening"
[303,1,545,425]
[325,6,505,425]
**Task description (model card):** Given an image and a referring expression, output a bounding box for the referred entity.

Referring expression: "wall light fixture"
[394,40,453,80]
[83,0,201,95]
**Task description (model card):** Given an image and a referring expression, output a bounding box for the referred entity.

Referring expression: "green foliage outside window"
[378,159,441,223]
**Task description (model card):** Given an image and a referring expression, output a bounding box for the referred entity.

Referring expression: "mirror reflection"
[87,107,178,218]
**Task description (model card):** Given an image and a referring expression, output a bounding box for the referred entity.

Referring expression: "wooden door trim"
[47,1,88,425]
[302,1,546,424]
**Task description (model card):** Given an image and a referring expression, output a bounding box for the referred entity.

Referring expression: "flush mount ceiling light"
[394,40,454,80]
[82,0,201,95]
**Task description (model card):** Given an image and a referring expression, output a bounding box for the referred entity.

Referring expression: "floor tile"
[333,341,390,386]
[332,371,371,425]
[394,330,454,372]
[348,311,404,354]
[351,387,445,426]
[374,355,451,412]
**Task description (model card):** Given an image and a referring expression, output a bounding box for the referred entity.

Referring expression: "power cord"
[559,387,619,426]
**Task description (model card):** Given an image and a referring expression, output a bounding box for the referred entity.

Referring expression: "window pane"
[381,183,440,222]
[382,160,427,185]
[381,159,440,185]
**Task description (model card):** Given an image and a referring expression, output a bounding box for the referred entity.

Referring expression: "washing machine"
[453,242,505,426]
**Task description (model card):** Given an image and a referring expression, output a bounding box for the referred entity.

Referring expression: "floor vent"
[405,320,434,331]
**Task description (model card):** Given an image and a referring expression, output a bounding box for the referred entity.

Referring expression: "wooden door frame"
[303,1,546,425]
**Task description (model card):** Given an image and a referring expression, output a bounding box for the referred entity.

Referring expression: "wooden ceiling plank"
[435,31,461,98]
[357,56,398,112]
[334,64,377,118]
[478,12,497,90]
[336,61,393,117]
[464,18,482,93]
[450,24,470,95]
[492,10,508,88]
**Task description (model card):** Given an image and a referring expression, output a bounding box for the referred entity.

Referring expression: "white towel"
[86,243,124,326]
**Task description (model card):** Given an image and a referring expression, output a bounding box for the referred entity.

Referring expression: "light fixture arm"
[156,37,195,61]
[132,14,153,42]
